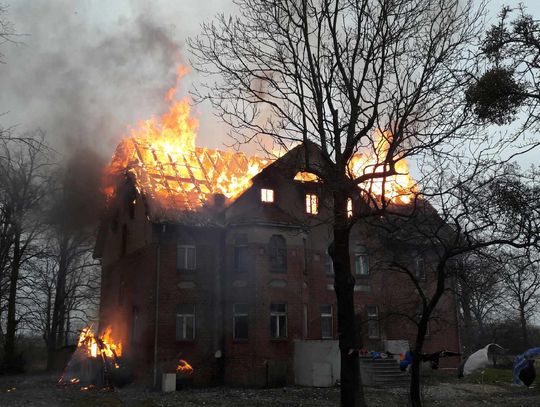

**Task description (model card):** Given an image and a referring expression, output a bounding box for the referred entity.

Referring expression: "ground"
[0,371,539,406]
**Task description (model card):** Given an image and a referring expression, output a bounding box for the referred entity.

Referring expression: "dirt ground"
[0,373,539,407]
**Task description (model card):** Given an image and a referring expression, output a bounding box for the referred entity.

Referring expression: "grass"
[464,368,514,386]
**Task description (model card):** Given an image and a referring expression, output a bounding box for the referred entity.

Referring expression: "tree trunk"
[410,316,428,407]
[3,232,21,371]
[459,285,474,355]
[43,288,52,346]
[330,193,365,407]
[47,235,69,370]
[519,304,529,349]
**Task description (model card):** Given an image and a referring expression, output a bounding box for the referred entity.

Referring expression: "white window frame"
[177,244,196,271]
[305,193,319,215]
[261,188,274,203]
[320,305,333,339]
[176,304,195,341]
[270,303,288,339]
[354,250,369,276]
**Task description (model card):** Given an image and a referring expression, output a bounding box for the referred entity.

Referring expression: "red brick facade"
[96,153,461,386]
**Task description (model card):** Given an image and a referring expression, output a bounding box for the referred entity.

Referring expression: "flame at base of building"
[58,326,130,391]
[176,359,194,375]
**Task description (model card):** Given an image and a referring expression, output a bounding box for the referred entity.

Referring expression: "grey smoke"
[0,1,192,158]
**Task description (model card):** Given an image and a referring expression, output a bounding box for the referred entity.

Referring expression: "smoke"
[0,1,236,228]
[0,1,189,156]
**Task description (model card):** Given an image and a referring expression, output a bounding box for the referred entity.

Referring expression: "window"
[325,250,334,276]
[177,245,196,271]
[305,194,318,214]
[269,235,287,273]
[270,303,287,339]
[176,304,195,341]
[320,305,333,339]
[347,198,353,218]
[261,188,274,203]
[367,305,379,338]
[234,234,249,273]
[415,256,426,280]
[354,245,369,276]
[233,303,249,340]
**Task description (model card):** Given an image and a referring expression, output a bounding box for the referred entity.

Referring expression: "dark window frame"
[177,244,197,271]
[320,304,333,339]
[367,305,380,339]
[269,234,287,273]
[176,304,195,341]
[233,303,249,341]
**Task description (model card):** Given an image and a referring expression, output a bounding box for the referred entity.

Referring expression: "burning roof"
[103,66,416,222]
[103,69,272,219]
[107,137,271,215]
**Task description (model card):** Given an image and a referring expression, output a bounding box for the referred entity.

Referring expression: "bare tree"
[497,248,540,349]
[456,250,504,353]
[0,135,50,372]
[189,1,486,404]
[41,149,103,369]
[0,3,15,64]
[373,155,539,405]
[20,236,100,352]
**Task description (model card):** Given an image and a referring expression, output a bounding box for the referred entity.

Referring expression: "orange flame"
[104,65,270,212]
[105,66,415,211]
[76,326,122,359]
[176,359,194,374]
[348,130,416,204]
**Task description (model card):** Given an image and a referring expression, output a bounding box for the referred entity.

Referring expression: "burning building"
[94,84,460,387]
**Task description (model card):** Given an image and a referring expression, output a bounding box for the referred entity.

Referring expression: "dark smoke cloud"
[0,1,187,158]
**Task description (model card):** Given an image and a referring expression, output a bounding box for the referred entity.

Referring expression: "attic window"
[261,188,274,203]
[305,194,318,215]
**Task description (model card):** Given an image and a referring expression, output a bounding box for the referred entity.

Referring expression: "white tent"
[462,343,505,376]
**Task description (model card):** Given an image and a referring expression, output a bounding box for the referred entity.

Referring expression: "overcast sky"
[0,0,538,163]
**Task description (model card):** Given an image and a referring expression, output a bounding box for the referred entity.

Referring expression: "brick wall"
[98,171,461,386]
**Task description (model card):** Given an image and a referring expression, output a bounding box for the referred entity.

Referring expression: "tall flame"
[76,326,122,359]
[104,66,270,212]
[105,66,415,211]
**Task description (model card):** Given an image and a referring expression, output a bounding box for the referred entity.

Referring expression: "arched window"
[269,235,287,273]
